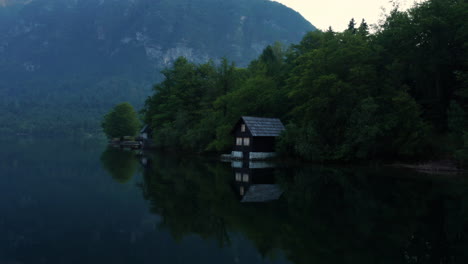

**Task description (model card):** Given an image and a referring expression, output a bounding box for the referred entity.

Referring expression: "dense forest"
[141,0,467,163]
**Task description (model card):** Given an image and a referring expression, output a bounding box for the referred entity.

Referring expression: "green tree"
[102,102,140,138]
[346,18,356,34]
[447,101,466,137]
[455,132,468,166]
[375,0,468,131]
[357,19,369,36]
[280,23,428,161]
[141,57,246,152]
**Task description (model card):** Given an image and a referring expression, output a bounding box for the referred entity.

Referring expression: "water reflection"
[0,139,161,264]
[112,151,468,264]
[137,153,236,246]
[231,161,283,202]
[100,147,139,183]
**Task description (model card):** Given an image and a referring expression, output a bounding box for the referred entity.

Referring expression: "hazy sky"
[272,0,426,31]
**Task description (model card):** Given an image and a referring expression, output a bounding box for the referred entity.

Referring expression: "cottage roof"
[140,125,150,133]
[241,184,283,203]
[240,116,285,137]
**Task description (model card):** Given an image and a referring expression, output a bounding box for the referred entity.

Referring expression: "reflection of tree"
[276,168,468,264]
[139,153,468,264]
[100,147,138,183]
[140,154,236,245]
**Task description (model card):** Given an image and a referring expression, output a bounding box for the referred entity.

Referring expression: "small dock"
[109,140,142,150]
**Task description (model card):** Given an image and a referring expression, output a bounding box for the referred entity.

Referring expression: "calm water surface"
[0,138,467,264]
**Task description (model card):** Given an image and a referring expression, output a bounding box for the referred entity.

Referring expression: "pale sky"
[272,0,426,31]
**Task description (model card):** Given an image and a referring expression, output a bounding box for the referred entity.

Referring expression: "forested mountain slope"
[0,0,314,134]
[141,0,467,162]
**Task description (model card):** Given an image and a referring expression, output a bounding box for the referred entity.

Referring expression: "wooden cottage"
[231,116,285,160]
[138,125,154,149]
[139,125,152,140]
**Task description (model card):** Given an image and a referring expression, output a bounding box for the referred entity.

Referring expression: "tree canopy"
[102,102,140,138]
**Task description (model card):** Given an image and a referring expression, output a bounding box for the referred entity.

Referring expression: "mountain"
[0,0,32,7]
[0,0,315,135]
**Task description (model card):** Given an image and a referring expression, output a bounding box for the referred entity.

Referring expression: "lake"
[0,138,467,264]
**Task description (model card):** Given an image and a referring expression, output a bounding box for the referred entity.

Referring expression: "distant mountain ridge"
[0,0,32,7]
[0,0,315,135]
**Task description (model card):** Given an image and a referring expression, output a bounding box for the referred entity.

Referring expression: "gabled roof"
[240,116,285,137]
[241,184,283,203]
[140,125,151,133]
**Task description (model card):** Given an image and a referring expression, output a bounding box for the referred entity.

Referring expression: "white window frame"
[243,137,250,146]
[241,124,246,132]
[235,172,241,181]
[242,173,249,182]
[236,137,242,146]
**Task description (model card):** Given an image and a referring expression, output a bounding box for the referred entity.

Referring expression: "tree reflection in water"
[118,152,468,263]
[100,147,139,183]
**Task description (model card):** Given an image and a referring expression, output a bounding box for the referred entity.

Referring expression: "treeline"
[0,75,150,136]
[142,0,467,162]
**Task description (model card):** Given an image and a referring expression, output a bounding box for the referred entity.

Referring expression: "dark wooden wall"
[251,137,276,152]
[232,120,277,153]
[232,120,253,152]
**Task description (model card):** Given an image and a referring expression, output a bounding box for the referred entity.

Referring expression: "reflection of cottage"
[139,155,151,168]
[231,116,285,160]
[240,185,283,203]
[232,161,282,203]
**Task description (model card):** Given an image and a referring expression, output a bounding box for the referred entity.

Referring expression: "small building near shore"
[139,125,152,140]
[139,125,154,149]
[231,116,285,160]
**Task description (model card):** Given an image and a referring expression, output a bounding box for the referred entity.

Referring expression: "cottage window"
[236,137,242,145]
[240,186,244,196]
[235,172,241,181]
[241,124,246,132]
[243,137,250,146]
[242,173,249,182]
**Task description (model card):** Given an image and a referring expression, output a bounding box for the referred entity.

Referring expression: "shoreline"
[391,160,465,175]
